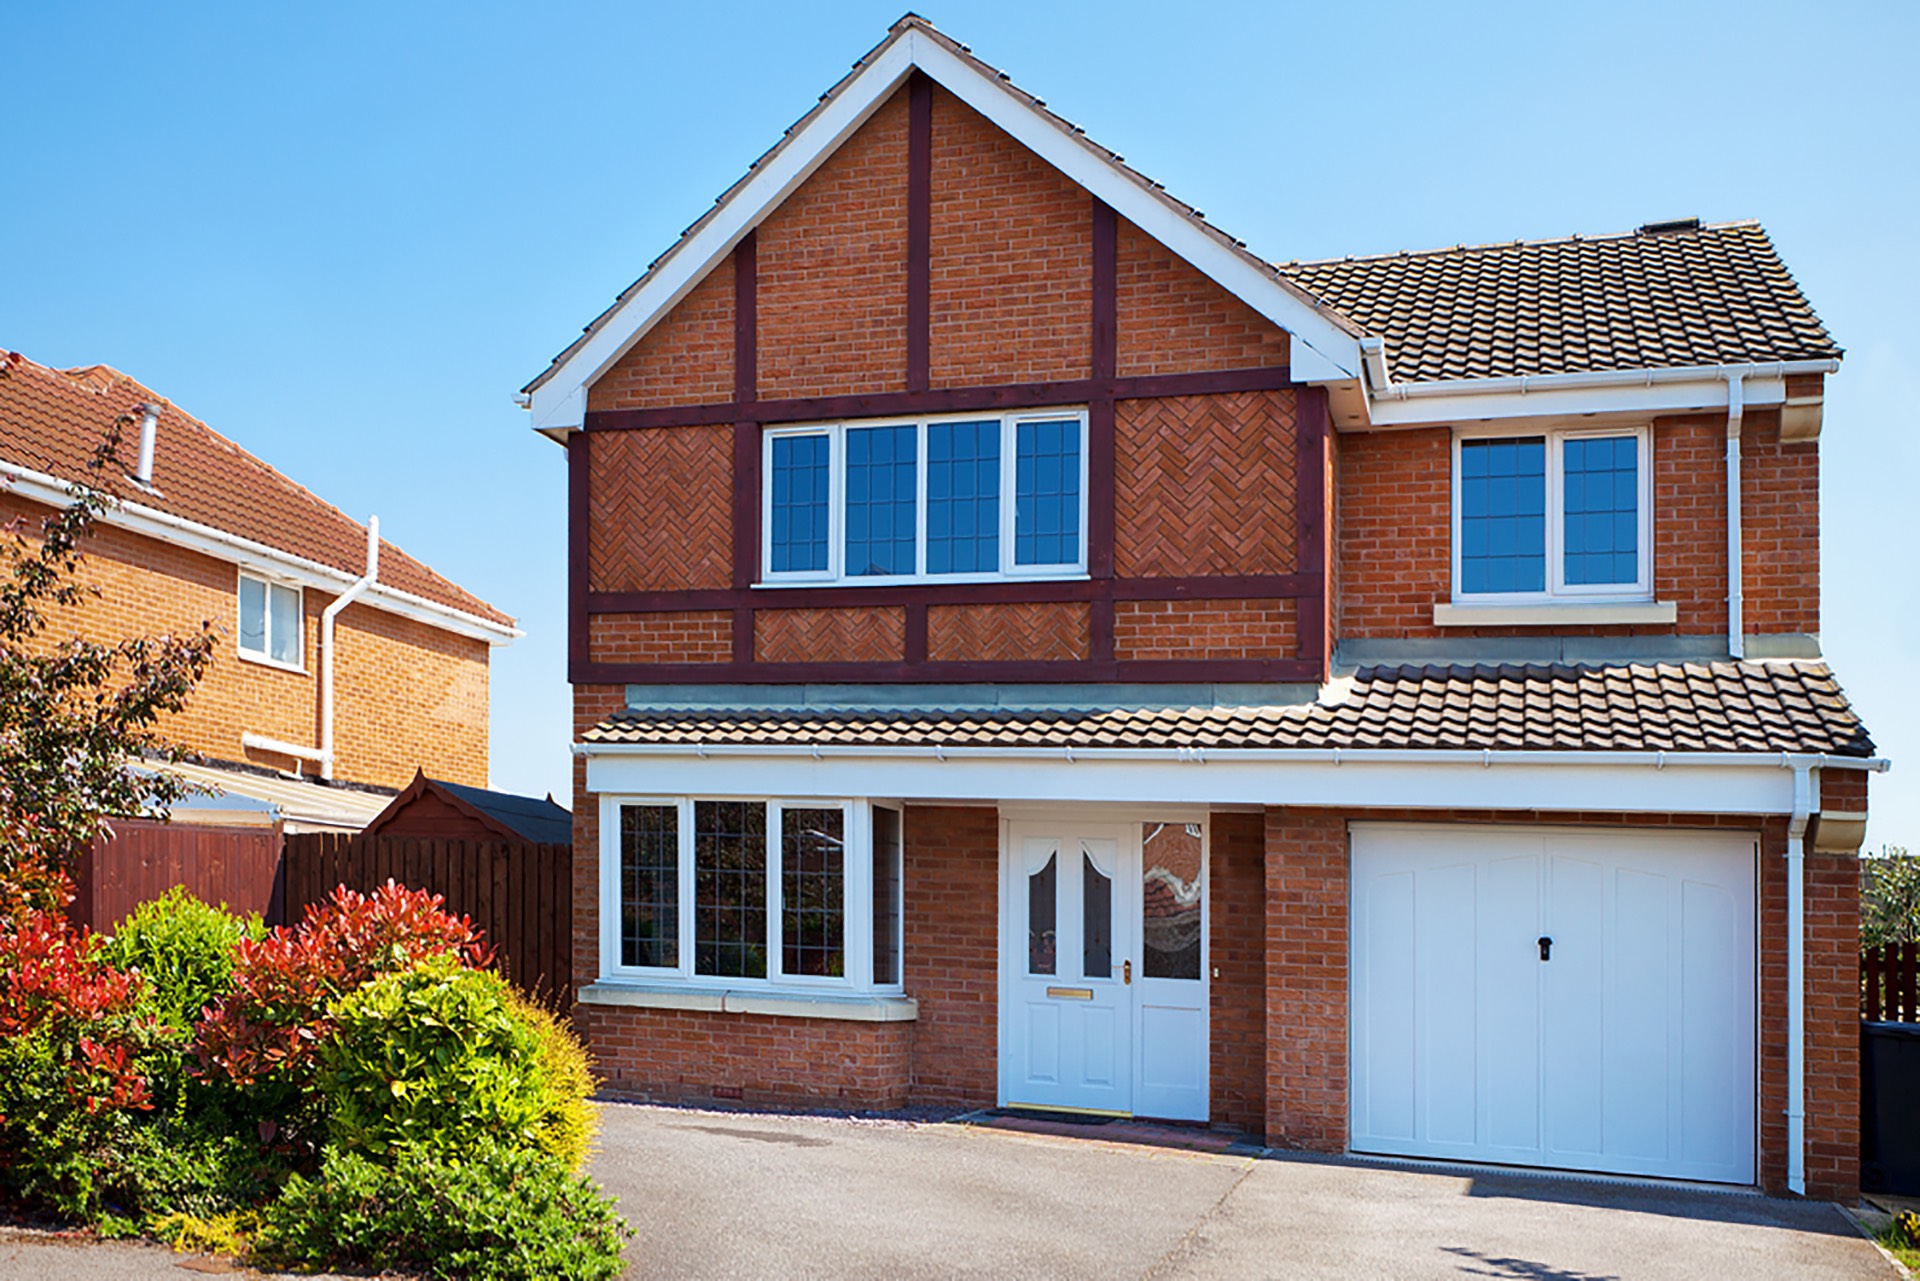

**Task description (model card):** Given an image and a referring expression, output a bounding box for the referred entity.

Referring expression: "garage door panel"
[1604,865,1671,1163]
[1680,875,1753,1176]
[1543,853,1605,1160]
[1357,868,1416,1143]
[1481,853,1540,1153]
[1418,860,1479,1147]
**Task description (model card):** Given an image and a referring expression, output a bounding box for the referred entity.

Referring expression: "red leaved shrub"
[0,907,156,1115]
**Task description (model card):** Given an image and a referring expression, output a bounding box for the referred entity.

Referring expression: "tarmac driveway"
[590,1101,1897,1280]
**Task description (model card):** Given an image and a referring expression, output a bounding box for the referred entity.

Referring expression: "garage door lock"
[1538,936,1553,961]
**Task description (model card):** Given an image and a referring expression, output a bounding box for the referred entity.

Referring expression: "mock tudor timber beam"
[731,231,760,662]
[906,73,933,393]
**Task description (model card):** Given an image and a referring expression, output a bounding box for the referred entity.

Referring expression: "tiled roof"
[1276,220,1841,383]
[582,662,1874,758]
[0,353,513,627]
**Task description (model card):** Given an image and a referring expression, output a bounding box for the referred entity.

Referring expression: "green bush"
[100,888,262,1035]
[253,1139,631,1280]
[503,987,599,1171]
[318,955,594,1165]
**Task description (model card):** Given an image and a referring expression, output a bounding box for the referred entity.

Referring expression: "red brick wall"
[929,87,1089,387]
[589,612,731,665]
[755,607,905,664]
[1116,219,1289,376]
[582,1005,914,1110]
[1262,807,1350,1151]
[927,601,1089,663]
[586,426,734,592]
[1333,412,1819,642]
[1113,598,1296,662]
[1209,811,1266,1134]
[587,255,734,412]
[570,683,626,992]
[757,91,909,400]
[1800,846,1860,1201]
[903,803,1000,1108]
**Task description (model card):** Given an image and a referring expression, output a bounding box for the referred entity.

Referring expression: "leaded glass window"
[694,801,768,979]
[780,806,846,978]
[1014,417,1081,567]
[620,805,678,968]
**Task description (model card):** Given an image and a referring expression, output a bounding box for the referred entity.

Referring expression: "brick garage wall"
[1113,598,1295,662]
[1263,807,1350,1151]
[1114,391,1297,578]
[586,425,734,592]
[589,611,731,665]
[582,1005,914,1110]
[570,684,626,995]
[2,494,487,789]
[1116,218,1289,376]
[929,86,1090,387]
[586,255,734,412]
[1334,412,1820,641]
[927,601,1089,663]
[1209,811,1265,1134]
[903,803,999,1108]
[755,607,905,664]
[757,90,909,400]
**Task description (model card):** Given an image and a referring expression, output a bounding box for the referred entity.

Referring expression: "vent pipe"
[133,403,162,487]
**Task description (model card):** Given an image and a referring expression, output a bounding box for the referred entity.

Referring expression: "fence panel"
[76,819,284,934]
[1866,942,1920,1023]
[284,834,572,1004]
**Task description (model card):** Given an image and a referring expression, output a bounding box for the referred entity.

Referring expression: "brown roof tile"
[0,353,512,627]
[582,661,1873,758]
[1277,220,1841,382]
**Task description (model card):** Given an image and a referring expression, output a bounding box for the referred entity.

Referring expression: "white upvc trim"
[0,461,521,645]
[1432,601,1677,627]
[577,982,919,1023]
[1362,360,1839,429]
[524,25,1362,429]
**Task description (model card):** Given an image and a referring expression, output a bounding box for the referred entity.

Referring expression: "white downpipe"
[318,518,380,781]
[1785,763,1813,1196]
[1727,374,1746,660]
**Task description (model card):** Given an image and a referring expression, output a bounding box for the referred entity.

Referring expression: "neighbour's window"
[1455,426,1650,601]
[762,410,1087,584]
[237,572,302,667]
[606,797,904,994]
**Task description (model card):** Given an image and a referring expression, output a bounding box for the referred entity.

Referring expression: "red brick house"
[525,17,1881,1200]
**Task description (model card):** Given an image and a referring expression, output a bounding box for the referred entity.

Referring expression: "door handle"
[1123,959,1132,985]
[1538,936,1552,962]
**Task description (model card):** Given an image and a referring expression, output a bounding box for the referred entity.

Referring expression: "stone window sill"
[1432,601,1677,628]
[578,981,919,1023]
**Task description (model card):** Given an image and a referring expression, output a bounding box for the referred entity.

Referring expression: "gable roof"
[581,660,1873,759]
[1277,219,1842,384]
[0,352,517,635]
[521,14,1366,427]
[363,771,572,844]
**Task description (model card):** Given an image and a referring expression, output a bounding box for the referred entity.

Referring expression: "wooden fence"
[75,818,284,933]
[283,833,572,1005]
[1865,942,1920,1023]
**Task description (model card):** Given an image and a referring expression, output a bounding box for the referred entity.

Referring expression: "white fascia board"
[0,464,521,645]
[527,38,920,430]
[582,747,1836,816]
[908,33,1361,379]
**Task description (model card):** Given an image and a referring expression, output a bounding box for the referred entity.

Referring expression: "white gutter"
[1726,374,1746,660]
[1785,762,1813,1196]
[0,459,519,644]
[317,518,380,781]
[1367,358,1841,403]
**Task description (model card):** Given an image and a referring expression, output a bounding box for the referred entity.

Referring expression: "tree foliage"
[0,371,215,874]
[1863,846,1920,951]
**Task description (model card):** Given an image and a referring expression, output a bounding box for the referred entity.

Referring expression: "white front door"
[1000,817,1209,1120]
[1350,824,1756,1183]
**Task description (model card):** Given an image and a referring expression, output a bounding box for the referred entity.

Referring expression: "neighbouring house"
[525,16,1882,1202]
[363,771,571,845]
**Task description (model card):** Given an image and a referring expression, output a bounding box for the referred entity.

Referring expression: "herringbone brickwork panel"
[927,601,1090,662]
[587,256,734,412]
[589,612,731,665]
[1113,598,1296,661]
[1114,391,1297,578]
[588,425,733,592]
[756,607,906,664]
[1116,220,1291,377]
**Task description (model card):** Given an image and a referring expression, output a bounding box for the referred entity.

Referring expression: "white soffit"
[526,25,1363,430]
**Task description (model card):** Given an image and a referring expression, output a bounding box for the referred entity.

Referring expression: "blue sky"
[3,2,1913,847]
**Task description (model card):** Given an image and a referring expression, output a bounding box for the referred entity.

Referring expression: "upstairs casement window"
[604,796,905,994]
[237,572,303,669]
[763,411,1088,584]
[1452,426,1652,603]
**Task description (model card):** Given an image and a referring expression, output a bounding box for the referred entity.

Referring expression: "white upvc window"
[761,409,1089,586]
[236,572,304,669]
[599,795,906,995]
[1451,424,1653,604]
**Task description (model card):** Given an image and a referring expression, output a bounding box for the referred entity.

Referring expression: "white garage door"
[1350,824,1756,1184]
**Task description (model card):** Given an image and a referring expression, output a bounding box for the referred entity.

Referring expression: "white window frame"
[760,409,1091,587]
[598,795,904,997]
[1450,423,1653,605]
[235,570,306,672]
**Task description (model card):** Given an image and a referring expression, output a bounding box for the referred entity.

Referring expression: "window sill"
[235,649,309,676]
[754,572,1089,590]
[1432,601,1678,628]
[578,981,919,1023]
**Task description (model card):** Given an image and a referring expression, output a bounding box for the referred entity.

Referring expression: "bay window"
[602,796,904,994]
[763,410,1087,584]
